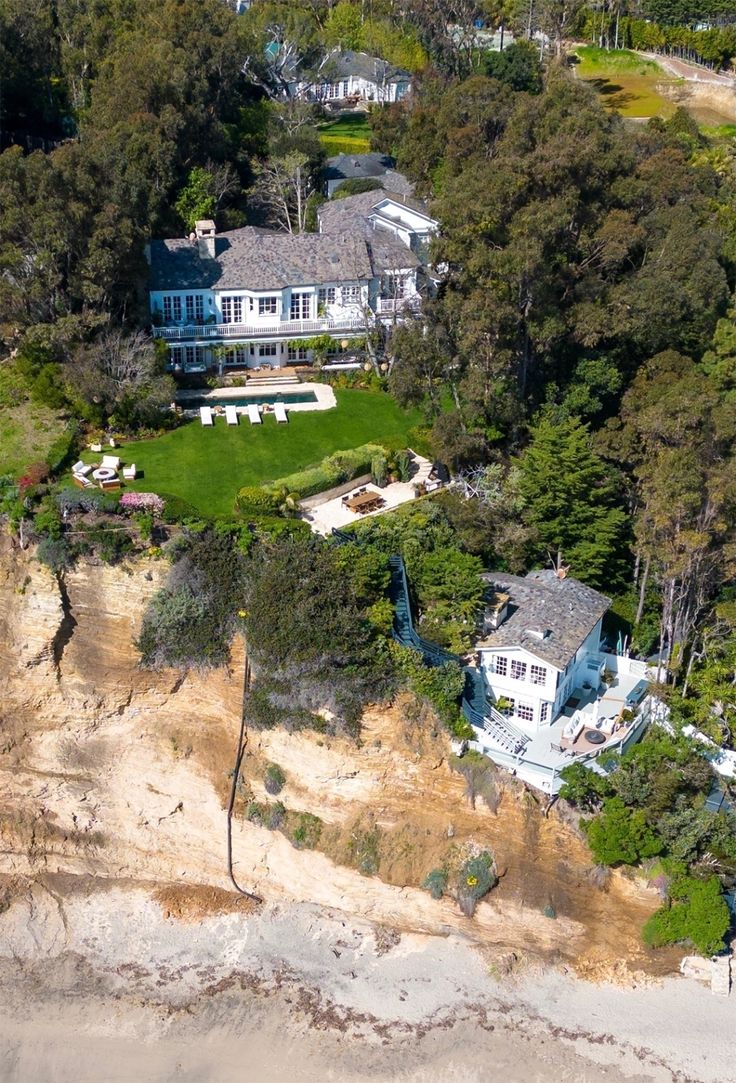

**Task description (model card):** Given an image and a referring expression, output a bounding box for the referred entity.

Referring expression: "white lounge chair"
[72,473,94,489]
[200,406,214,426]
[225,404,239,426]
[274,402,288,424]
[72,461,93,477]
[247,403,262,425]
[122,464,137,480]
[101,454,121,470]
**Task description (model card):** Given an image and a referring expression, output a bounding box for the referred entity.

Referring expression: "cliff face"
[0,538,673,976]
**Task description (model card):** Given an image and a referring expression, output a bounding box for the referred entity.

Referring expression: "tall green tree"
[515,412,628,588]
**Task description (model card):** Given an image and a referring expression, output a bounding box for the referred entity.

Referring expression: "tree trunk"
[635,553,651,626]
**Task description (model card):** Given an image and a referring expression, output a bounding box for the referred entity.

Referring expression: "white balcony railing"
[377,296,419,315]
[152,315,366,341]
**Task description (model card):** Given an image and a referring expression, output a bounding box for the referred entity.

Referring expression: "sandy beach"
[0,882,734,1083]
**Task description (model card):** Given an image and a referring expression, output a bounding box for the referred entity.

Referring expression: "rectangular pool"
[183,390,318,408]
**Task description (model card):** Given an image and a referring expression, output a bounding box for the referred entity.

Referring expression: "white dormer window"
[510,659,527,681]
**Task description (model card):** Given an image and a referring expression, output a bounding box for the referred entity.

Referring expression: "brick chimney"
[195,219,216,259]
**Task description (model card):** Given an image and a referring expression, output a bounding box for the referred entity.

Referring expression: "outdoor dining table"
[92,466,117,482]
[346,491,384,513]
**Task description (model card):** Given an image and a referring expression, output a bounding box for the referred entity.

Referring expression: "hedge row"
[267,443,387,499]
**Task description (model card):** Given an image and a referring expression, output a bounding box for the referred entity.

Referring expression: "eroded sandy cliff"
[0,538,673,976]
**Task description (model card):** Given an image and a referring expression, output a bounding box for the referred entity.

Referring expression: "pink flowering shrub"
[120,492,164,515]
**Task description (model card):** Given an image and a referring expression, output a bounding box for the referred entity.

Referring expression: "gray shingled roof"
[477,570,610,670]
[317,188,430,234]
[149,227,374,292]
[320,50,410,84]
[325,152,395,181]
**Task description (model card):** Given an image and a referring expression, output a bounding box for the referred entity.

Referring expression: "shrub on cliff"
[643,876,730,957]
[137,527,246,668]
[264,763,286,795]
[457,851,497,917]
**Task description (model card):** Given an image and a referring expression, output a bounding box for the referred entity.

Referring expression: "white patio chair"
[122,464,137,480]
[225,404,239,426]
[274,402,288,424]
[101,454,121,470]
[247,403,262,425]
[200,406,214,426]
[72,461,93,476]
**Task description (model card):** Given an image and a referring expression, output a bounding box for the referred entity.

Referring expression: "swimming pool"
[184,390,318,408]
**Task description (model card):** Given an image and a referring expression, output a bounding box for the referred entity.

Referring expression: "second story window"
[258,296,279,316]
[221,296,243,324]
[318,287,336,306]
[510,659,527,681]
[492,655,507,677]
[530,664,547,686]
[342,285,361,305]
[162,295,182,323]
[185,294,203,322]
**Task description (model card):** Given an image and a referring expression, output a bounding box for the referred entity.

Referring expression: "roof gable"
[477,570,610,670]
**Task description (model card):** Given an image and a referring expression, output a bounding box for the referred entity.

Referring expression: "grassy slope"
[318,113,372,155]
[0,363,68,476]
[84,390,424,518]
[574,46,677,119]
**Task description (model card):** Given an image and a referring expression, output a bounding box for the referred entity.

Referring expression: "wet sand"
[1,884,734,1083]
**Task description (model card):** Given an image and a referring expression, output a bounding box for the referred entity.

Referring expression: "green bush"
[235,486,281,517]
[270,443,386,498]
[584,797,663,867]
[371,452,388,487]
[457,851,497,917]
[396,449,412,482]
[157,492,203,524]
[289,812,323,850]
[79,522,133,564]
[44,422,79,473]
[643,876,730,957]
[37,536,75,572]
[348,826,381,875]
[423,867,448,900]
[264,762,286,795]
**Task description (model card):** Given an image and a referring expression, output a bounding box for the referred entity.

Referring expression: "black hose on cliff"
[226,649,262,904]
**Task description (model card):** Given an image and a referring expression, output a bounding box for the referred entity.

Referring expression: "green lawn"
[574,46,677,119]
[0,363,68,477]
[318,113,372,156]
[80,390,424,518]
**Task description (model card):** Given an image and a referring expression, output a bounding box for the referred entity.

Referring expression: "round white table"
[92,467,117,482]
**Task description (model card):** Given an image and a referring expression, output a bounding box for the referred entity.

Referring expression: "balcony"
[152,315,366,341]
[377,296,419,316]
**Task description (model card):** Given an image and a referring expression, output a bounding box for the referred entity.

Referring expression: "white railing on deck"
[153,316,365,341]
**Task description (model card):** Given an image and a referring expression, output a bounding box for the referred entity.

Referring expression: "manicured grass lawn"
[318,113,372,155]
[0,364,68,476]
[83,390,425,518]
[574,46,677,119]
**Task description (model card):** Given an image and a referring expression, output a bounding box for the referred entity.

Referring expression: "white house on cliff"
[469,568,654,791]
[147,191,437,371]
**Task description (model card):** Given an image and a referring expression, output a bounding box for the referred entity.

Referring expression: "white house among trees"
[147,192,437,371]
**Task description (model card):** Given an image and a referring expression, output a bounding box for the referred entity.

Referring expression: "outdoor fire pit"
[584,729,606,746]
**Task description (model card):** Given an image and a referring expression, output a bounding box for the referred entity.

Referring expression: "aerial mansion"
[148,191,437,371]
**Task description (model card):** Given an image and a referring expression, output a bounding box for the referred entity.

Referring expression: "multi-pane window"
[161,295,183,322]
[499,697,515,717]
[384,275,406,298]
[290,292,311,320]
[288,345,308,361]
[530,664,547,686]
[517,702,534,723]
[539,702,550,724]
[185,294,203,322]
[510,659,527,681]
[259,343,277,357]
[169,346,182,368]
[231,346,248,366]
[162,297,172,322]
[492,655,507,677]
[258,296,279,317]
[221,296,244,324]
[318,287,336,307]
[342,285,361,304]
[184,346,196,367]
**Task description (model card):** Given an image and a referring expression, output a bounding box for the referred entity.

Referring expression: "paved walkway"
[304,453,434,535]
[642,51,736,87]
